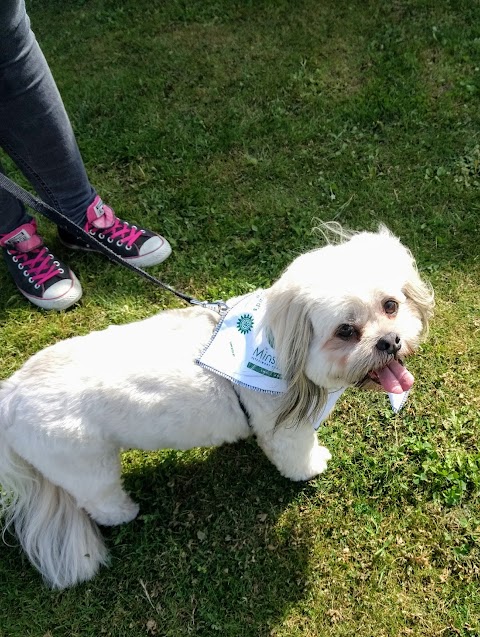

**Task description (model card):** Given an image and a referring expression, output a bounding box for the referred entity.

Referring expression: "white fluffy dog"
[0,226,433,589]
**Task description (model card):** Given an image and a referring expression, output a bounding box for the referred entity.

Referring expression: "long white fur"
[0,227,434,588]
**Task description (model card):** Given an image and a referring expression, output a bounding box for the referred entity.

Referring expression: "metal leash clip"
[190,298,230,316]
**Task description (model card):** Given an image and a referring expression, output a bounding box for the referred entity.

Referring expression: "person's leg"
[0,1,170,309]
[0,163,30,234]
[0,0,95,229]
[0,0,84,309]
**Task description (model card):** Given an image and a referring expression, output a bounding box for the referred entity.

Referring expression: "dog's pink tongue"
[376,360,414,394]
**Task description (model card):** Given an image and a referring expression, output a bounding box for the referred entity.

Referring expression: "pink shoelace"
[86,216,144,248]
[8,246,62,286]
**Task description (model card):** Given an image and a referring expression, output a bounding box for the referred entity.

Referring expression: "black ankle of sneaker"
[58,226,90,249]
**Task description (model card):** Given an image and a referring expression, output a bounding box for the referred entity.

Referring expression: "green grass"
[1,0,480,635]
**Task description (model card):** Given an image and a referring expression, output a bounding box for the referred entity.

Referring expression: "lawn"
[1,0,479,635]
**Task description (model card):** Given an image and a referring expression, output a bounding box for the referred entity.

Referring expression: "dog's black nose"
[376,332,401,355]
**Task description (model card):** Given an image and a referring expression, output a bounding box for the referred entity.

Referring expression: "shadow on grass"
[1,440,318,637]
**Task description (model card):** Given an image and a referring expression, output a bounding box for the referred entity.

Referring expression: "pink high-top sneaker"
[1,220,82,310]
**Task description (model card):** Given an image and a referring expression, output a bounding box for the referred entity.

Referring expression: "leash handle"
[0,172,228,315]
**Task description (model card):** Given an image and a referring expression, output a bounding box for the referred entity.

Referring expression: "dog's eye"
[336,324,358,340]
[384,299,399,315]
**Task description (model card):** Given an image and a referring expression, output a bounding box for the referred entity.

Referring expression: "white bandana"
[196,291,409,428]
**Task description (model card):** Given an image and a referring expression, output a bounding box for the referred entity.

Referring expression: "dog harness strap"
[0,173,228,316]
[232,385,252,428]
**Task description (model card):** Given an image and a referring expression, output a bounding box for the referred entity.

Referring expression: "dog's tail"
[0,434,108,589]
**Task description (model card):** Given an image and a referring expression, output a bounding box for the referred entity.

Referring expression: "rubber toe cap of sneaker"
[134,235,172,267]
[25,272,83,310]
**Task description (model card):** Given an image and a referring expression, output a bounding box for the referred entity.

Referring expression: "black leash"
[0,172,228,314]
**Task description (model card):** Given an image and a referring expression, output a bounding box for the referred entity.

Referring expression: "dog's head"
[265,225,434,426]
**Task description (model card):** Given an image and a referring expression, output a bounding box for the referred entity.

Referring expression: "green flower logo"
[237,314,254,334]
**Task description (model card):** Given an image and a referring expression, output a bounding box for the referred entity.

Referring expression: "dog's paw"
[306,445,332,479]
[86,493,140,527]
[292,445,332,481]
[279,445,332,482]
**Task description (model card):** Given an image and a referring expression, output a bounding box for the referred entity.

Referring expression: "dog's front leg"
[254,422,331,482]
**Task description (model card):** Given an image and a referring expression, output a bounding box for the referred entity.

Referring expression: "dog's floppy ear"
[378,225,434,333]
[265,286,327,428]
[403,270,435,338]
